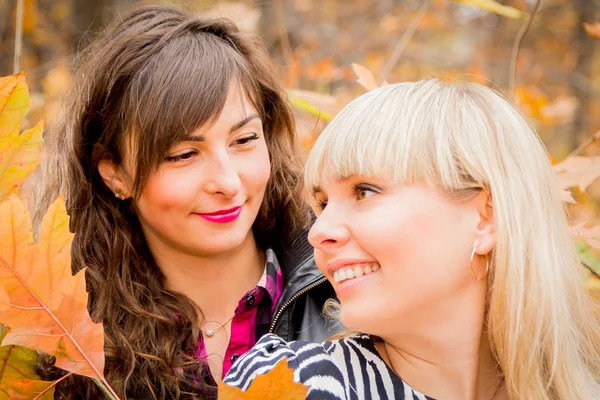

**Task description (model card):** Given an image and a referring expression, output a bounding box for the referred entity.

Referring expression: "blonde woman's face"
[308,175,490,337]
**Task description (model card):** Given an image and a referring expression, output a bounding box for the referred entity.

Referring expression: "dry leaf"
[571,223,600,250]
[218,358,309,400]
[0,195,106,382]
[0,72,44,202]
[455,0,525,19]
[541,96,578,124]
[558,188,576,204]
[584,22,600,39]
[351,63,380,92]
[554,156,600,192]
[0,327,55,399]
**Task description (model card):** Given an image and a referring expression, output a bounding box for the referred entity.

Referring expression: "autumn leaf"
[454,0,525,19]
[218,358,309,400]
[0,326,57,399]
[554,156,600,192]
[583,22,600,39]
[351,63,380,92]
[571,224,600,251]
[0,72,44,202]
[0,194,118,398]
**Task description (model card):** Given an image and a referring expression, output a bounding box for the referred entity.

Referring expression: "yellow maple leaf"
[0,194,111,392]
[0,72,44,202]
[218,358,309,400]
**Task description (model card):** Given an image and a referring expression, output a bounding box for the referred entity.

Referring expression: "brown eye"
[353,184,379,201]
[165,151,197,163]
[234,134,259,146]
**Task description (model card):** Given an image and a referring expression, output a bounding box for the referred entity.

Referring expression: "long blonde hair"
[304,79,600,399]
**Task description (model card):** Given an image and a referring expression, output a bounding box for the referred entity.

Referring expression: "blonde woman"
[223,79,600,399]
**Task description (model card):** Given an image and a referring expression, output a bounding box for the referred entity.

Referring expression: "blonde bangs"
[304,80,488,196]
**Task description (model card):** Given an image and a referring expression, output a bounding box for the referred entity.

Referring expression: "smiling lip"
[195,206,242,223]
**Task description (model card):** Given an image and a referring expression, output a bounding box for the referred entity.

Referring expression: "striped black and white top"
[223,333,435,400]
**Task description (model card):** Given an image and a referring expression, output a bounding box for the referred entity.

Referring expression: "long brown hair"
[35,4,307,399]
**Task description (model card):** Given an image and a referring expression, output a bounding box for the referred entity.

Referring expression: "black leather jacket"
[269,225,342,342]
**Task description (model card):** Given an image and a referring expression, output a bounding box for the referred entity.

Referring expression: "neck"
[153,232,265,321]
[378,286,504,400]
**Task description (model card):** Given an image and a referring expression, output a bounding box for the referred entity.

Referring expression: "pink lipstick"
[195,206,242,223]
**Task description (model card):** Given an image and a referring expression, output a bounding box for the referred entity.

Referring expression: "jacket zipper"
[166,384,175,400]
[268,276,328,334]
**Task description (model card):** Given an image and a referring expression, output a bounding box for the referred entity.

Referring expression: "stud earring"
[114,189,127,200]
[470,247,489,281]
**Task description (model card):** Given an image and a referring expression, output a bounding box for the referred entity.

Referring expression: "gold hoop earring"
[114,189,127,200]
[470,247,489,281]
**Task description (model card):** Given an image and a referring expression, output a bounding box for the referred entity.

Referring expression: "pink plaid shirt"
[195,249,284,386]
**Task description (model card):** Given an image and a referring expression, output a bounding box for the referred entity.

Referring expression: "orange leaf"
[0,195,106,382]
[218,358,309,400]
[0,327,55,399]
[351,63,380,92]
[554,156,600,192]
[584,22,600,39]
[0,72,44,201]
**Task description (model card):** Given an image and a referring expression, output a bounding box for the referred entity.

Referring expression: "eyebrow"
[229,114,260,133]
[176,114,261,143]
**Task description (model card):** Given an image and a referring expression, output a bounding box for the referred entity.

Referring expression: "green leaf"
[0,326,55,400]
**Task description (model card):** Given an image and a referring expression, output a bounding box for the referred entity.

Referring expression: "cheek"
[356,196,471,289]
[137,170,196,214]
[240,142,271,194]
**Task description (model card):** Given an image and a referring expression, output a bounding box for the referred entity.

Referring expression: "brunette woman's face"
[134,83,270,257]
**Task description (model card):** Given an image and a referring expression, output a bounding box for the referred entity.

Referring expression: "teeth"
[332,263,380,284]
[354,266,364,277]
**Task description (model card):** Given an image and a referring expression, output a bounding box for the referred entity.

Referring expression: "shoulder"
[223,333,374,399]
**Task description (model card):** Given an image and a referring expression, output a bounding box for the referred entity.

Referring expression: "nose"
[203,151,241,198]
[308,205,350,252]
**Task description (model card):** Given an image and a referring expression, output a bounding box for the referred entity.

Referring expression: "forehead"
[189,82,261,137]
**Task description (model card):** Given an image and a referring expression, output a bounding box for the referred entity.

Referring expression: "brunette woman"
[36,4,338,399]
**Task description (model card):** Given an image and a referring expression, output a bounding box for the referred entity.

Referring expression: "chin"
[340,307,382,335]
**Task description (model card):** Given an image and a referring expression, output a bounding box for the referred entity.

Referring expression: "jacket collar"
[272,213,326,305]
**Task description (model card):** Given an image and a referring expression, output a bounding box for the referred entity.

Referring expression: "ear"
[472,190,495,255]
[98,159,130,198]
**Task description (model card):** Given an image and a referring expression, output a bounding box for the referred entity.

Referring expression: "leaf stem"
[94,378,119,400]
[566,129,600,159]
[33,372,74,400]
[509,0,541,100]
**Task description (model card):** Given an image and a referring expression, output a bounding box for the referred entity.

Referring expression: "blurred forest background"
[1,0,599,263]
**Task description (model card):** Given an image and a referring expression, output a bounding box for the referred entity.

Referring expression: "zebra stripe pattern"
[223,333,434,400]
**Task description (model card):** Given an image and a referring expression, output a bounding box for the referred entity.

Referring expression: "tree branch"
[13,0,24,74]
[379,0,431,84]
[508,0,541,100]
